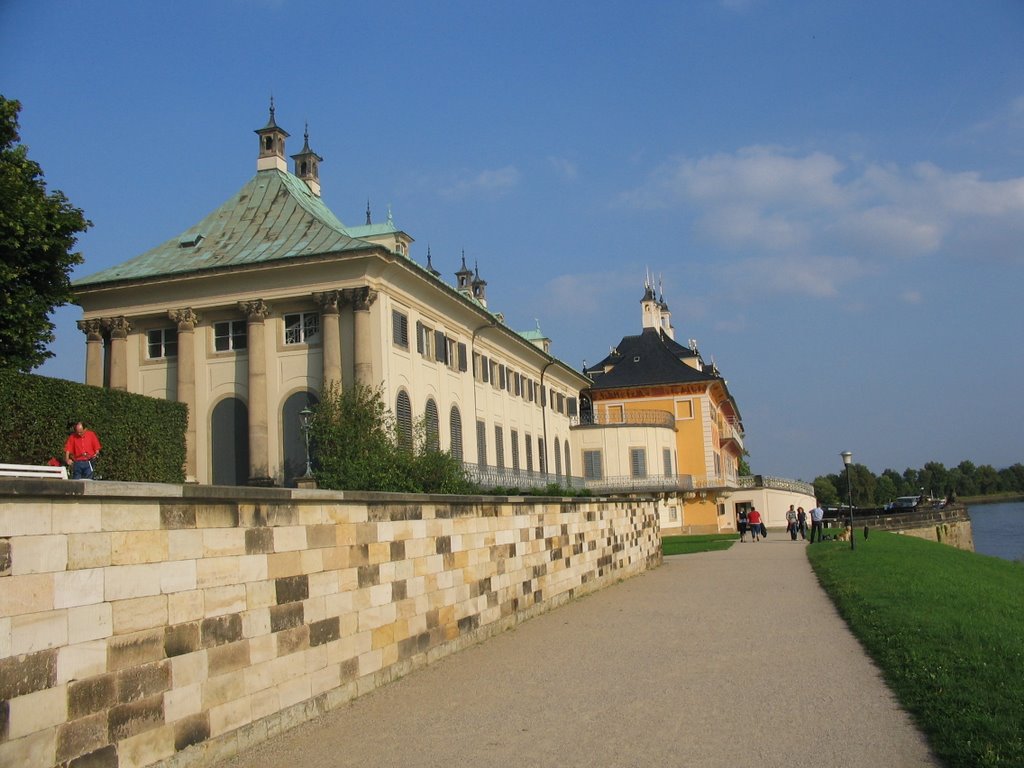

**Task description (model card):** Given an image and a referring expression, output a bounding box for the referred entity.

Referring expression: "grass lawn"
[808,532,1024,768]
[662,533,737,556]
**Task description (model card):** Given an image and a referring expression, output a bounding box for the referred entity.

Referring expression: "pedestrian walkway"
[215,536,939,768]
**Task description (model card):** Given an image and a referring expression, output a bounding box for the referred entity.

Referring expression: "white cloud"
[548,156,578,181]
[439,165,520,199]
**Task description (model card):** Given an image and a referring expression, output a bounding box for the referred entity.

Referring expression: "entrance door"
[211,397,249,485]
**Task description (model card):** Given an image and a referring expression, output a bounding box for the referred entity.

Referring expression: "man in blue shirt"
[809,503,825,543]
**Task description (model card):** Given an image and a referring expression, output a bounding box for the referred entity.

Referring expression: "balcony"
[736,475,815,496]
[718,417,744,451]
[571,409,675,430]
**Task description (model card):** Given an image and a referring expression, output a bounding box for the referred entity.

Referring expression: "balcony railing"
[462,463,585,491]
[736,475,815,496]
[570,409,675,429]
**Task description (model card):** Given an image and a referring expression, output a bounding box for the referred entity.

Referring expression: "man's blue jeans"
[71,460,94,479]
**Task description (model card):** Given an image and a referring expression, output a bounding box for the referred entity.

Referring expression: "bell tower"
[291,124,323,197]
[255,97,289,172]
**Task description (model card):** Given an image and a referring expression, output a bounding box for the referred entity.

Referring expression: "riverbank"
[960,492,1024,505]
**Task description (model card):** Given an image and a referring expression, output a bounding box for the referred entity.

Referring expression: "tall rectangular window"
[476,420,487,468]
[494,425,504,469]
[416,321,433,358]
[457,342,468,372]
[663,449,674,477]
[284,312,319,345]
[525,433,533,472]
[213,320,247,352]
[583,450,603,480]
[392,309,409,348]
[538,438,546,474]
[630,448,647,478]
[510,430,520,471]
[147,328,178,359]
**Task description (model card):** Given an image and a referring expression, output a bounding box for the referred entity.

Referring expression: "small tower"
[255,98,289,173]
[455,251,474,295]
[471,261,488,307]
[290,124,323,197]
[641,271,661,331]
[657,275,676,340]
[426,245,441,278]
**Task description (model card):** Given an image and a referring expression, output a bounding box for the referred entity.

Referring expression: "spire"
[366,200,372,225]
[455,249,474,292]
[290,122,323,196]
[471,260,488,305]
[255,98,289,173]
[426,245,441,277]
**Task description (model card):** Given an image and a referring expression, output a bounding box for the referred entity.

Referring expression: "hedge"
[0,369,186,483]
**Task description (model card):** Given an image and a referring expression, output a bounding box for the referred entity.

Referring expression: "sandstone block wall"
[0,481,661,768]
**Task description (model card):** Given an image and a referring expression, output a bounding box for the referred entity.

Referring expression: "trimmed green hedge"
[0,370,186,483]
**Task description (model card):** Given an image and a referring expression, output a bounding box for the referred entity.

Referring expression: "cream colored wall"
[723,487,816,529]
[573,423,677,479]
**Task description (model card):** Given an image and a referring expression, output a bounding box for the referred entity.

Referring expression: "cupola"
[471,261,488,307]
[255,98,289,172]
[291,124,323,197]
[455,251,474,294]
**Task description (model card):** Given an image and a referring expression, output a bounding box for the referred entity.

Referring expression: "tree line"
[812,460,1024,508]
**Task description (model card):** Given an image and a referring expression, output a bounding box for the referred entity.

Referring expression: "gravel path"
[214,536,939,768]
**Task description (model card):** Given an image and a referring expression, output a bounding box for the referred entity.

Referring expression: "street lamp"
[841,451,854,551]
[299,407,313,479]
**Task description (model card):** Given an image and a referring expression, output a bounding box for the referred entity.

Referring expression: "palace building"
[72,103,588,486]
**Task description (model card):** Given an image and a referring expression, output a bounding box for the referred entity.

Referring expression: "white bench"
[0,463,69,480]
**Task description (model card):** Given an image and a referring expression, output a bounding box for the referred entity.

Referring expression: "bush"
[0,369,186,482]
[309,383,472,494]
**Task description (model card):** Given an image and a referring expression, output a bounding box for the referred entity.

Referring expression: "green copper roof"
[75,170,376,287]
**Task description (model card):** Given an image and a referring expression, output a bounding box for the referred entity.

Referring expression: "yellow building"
[72,104,588,486]
[581,280,745,533]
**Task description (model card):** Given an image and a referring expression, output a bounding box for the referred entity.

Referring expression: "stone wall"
[854,504,974,551]
[0,480,662,768]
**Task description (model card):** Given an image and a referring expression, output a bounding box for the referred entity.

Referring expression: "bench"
[0,463,69,480]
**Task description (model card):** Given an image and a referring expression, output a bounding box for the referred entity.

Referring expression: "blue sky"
[2,0,1022,483]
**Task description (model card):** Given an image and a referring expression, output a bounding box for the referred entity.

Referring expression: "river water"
[967,501,1024,563]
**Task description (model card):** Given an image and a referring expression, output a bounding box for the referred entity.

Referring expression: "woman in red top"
[747,507,763,541]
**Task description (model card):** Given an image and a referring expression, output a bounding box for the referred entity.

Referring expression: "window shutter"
[567,397,578,417]
[435,330,446,362]
[630,448,647,478]
[450,406,463,462]
[416,321,424,354]
[458,343,468,372]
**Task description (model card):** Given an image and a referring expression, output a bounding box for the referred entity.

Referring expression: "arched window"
[564,441,572,479]
[554,437,562,479]
[424,398,439,453]
[449,405,463,462]
[211,397,249,485]
[396,391,413,451]
[281,390,319,487]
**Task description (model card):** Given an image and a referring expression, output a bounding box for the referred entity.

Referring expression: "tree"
[0,96,91,372]
[812,476,839,506]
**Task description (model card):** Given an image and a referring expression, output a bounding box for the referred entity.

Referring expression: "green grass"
[808,532,1024,767]
[662,533,737,556]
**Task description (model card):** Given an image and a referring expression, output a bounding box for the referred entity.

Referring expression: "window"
[557,393,565,414]
[284,312,319,345]
[564,442,571,478]
[457,342,468,372]
[630,448,647,478]
[392,309,409,348]
[148,328,178,359]
[499,365,507,391]
[489,360,498,388]
[553,438,561,478]
[583,450,603,480]
[511,430,520,471]
[480,355,490,383]
[450,406,463,462]
[525,433,533,472]
[213,320,247,352]
[444,336,457,367]
[567,397,578,418]
[669,506,679,521]
[476,420,487,468]
[425,398,439,452]
[514,372,521,397]
[538,438,546,474]
[494,425,504,469]
[416,321,433,359]
[396,391,413,451]
[664,449,674,477]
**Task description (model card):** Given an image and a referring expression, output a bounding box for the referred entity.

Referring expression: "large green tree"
[0,96,91,371]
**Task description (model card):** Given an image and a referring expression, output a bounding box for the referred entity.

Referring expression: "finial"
[474,259,480,278]
[366,200,372,225]
[386,204,394,224]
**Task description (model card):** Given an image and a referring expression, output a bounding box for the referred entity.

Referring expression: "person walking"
[64,419,101,480]
[737,509,749,542]
[809,502,825,543]
[797,507,807,540]
[786,505,798,541]
[748,507,763,542]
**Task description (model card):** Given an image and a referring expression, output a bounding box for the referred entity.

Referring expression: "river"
[967,501,1024,563]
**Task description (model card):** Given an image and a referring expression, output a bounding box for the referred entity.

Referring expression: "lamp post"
[299,407,313,479]
[841,451,854,551]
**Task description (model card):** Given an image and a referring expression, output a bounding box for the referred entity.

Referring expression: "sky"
[2,0,1022,483]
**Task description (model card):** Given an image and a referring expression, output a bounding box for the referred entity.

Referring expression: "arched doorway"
[211,397,249,486]
[282,390,319,487]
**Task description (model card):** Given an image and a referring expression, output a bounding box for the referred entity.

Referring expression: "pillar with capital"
[314,290,345,392]
[77,319,105,387]
[169,308,199,483]
[239,299,273,486]
[349,287,378,387]
[102,316,131,391]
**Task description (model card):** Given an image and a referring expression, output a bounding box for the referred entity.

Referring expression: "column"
[239,299,273,486]
[350,287,378,387]
[314,290,343,393]
[76,319,104,387]
[103,316,131,391]
[169,308,199,483]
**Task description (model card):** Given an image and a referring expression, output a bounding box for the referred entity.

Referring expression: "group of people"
[737,503,827,543]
